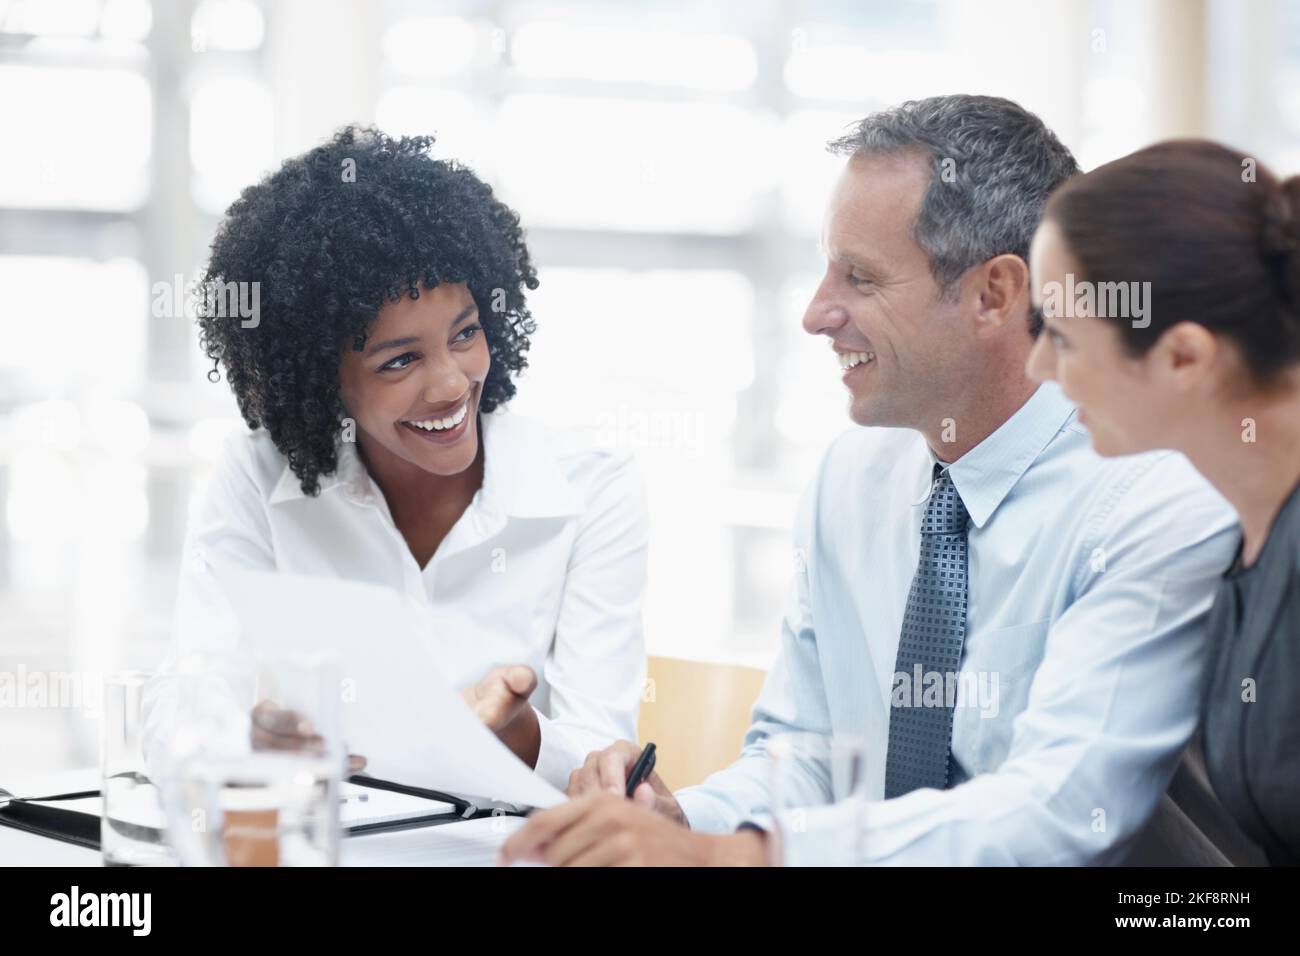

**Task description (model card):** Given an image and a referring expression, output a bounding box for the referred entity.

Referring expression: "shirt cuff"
[530,707,579,793]
[674,787,746,834]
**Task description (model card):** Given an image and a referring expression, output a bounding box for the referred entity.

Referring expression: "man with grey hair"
[500,95,1239,866]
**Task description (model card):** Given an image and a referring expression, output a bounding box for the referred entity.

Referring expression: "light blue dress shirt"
[675,382,1239,865]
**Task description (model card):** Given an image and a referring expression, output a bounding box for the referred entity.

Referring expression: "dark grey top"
[1202,479,1300,866]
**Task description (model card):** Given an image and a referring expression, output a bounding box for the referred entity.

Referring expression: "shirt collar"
[476,411,584,519]
[268,411,584,518]
[269,435,373,506]
[912,382,1077,529]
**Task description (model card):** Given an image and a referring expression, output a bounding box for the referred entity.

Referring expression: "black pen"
[625,742,657,798]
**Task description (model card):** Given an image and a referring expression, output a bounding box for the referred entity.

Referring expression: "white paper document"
[211,566,566,811]
[340,781,455,827]
[341,816,531,866]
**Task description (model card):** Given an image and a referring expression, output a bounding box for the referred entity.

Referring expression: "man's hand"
[498,792,769,867]
[566,740,687,826]
[250,700,366,773]
[461,665,541,767]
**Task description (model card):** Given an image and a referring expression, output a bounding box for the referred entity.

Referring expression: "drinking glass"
[101,670,177,866]
[162,651,344,866]
[765,732,871,866]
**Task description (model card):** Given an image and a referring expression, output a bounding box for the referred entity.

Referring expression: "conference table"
[1,768,527,867]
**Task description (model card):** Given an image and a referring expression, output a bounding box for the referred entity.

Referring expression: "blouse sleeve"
[530,450,649,790]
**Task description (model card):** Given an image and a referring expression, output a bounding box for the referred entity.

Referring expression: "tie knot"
[922,468,968,535]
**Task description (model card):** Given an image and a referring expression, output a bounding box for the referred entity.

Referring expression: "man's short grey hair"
[828,95,1079,311]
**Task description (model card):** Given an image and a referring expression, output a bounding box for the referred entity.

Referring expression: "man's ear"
[972,253,1029,337]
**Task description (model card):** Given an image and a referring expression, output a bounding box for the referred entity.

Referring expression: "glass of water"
[162,651,344,866]
[765,733,871,866]
[101,670,177,866]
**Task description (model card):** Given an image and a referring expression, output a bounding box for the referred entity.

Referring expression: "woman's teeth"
[404,404,468,431]
[839,351,874,370]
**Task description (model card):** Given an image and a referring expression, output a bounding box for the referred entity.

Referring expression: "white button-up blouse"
[150,409,648,790]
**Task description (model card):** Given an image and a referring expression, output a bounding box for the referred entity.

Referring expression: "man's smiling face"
[802,150,970,431]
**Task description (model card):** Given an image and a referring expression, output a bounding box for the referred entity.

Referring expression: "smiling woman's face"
[1025,219,1173,457]
[338,281,489,477]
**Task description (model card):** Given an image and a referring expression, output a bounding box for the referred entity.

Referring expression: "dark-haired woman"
[150,127,647,788]
[1026,139,1300,864]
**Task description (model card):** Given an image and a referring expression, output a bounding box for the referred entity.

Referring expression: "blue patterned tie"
[884,464,970,798]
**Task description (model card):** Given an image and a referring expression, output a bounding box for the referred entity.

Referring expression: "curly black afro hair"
[197,125,539,496]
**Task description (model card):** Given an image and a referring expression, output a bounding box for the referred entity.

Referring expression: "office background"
[1,0,1297,774]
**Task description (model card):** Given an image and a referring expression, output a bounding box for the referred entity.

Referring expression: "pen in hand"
[625,742,657,799]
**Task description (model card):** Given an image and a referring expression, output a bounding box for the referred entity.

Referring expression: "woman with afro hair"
[156,126,647,787]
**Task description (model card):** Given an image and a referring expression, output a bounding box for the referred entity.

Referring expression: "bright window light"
[512,20,757,92]
[1281,65,1300,131]
[497,95,778,233]
[509,266,755,660]
[376,87,495,178]
[0,65,150,210]
[511,267,751,487]
[382,16,483,77]
[1,0,100,37]
[785,43,950,104]
[191,0,264,52]
[780,109,862,235]
[99,0,152,41]
[190,75,274,213]
[5,446,149,543]
[6,448,79,543]
[0,256,148,396]
[82,399,151,456]
[9,399,84,452]
[518,267,754,411]
[1078,73,1148,170]
[774,275,853,474]
[188,417,243,462]
[82,460,150,542]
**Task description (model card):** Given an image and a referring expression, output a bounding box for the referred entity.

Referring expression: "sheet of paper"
[340,781,454,826]
[5,767,99,801]
[210,566,566,811]
[341,816,535,867]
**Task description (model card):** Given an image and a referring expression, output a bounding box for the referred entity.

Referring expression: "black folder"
[0,789,101,851]
[0,775,526,854]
